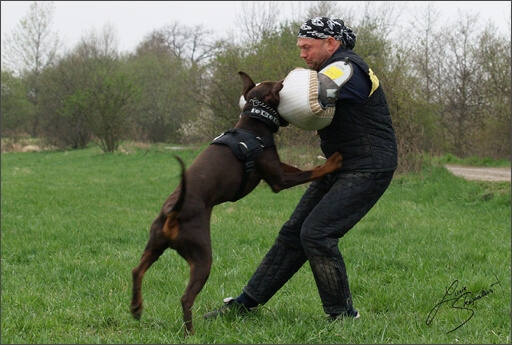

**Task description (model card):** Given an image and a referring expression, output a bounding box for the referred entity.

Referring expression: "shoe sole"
[202,301,256,319]
[328,310,360,321]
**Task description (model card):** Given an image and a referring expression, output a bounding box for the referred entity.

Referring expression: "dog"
[130,71,343,336]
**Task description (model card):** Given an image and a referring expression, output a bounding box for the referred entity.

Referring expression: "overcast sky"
[1,1,510,52]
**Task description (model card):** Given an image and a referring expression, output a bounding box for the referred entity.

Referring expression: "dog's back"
[163,145,252,213]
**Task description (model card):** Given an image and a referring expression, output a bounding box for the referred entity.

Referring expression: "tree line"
[1,1,510,172]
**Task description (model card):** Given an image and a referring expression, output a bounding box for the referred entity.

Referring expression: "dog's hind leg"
[174,218,213,336]
[130,215,169,321]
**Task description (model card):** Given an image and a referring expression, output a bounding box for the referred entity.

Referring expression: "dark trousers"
[243,170,394,315]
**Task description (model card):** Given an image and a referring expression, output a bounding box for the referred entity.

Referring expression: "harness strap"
[211,128,274,200]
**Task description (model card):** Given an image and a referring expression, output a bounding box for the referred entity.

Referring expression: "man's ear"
[327,36,340,51]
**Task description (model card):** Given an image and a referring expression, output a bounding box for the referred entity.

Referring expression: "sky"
[1,1,511,52]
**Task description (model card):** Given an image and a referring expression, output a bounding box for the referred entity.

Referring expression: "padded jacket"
[317,47,398,172]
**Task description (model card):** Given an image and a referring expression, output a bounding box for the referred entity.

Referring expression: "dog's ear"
[273,79,284,94]
[238,71,256,99]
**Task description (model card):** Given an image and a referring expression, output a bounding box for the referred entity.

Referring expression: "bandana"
[297,17,356,50]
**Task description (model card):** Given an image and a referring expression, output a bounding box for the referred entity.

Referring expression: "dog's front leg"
[280,162,302,173]
[262,152,343,192]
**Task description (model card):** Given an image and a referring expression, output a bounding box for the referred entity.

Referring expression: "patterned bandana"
[297,16,356,50]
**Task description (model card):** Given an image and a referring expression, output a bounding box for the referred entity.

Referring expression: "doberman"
[130,71,343,336]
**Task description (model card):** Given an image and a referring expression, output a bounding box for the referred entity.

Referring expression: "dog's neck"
[240,98,281,133]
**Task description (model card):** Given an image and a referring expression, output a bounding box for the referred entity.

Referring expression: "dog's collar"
[240,98,281,133]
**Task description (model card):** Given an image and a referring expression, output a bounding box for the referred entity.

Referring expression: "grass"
[1,144,510,344]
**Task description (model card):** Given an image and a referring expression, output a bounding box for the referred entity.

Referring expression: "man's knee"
[300,225,337,256]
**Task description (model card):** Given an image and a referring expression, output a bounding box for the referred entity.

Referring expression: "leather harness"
[211,101,282,201]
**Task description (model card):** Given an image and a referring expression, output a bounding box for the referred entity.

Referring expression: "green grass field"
[1,145,510,344]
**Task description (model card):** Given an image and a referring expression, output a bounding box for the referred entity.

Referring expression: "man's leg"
[243,178,332,304]
[301,172,394,316]
[203,178,331,319]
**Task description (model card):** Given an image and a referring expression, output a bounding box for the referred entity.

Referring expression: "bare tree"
[408,2,442,103]
[137,23,217,67]
[471,23,511,158]
[1,1,61,76]
[76,23,120,60]
[305,1,342,19]
[438,12,481,156]
[236,1,281,44]
[1,1,61,136]
[130,23,215,143]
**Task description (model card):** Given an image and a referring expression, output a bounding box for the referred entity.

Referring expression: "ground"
[444,165,511,182]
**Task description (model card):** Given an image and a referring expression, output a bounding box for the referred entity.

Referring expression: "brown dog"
[130,71,343,336]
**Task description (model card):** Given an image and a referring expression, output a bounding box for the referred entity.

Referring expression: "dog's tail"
[169,155,187,215]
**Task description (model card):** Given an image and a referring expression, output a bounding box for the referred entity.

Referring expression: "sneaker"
[328,309,360,321]
[202,297,257,319]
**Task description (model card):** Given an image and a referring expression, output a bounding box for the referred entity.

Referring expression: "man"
[204,16,398,321]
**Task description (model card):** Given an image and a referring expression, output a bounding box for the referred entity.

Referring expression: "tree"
[1,1,61,136]
[124,51,181,143]
[471,24,511,158]
[0,70,35,141]
[74,26,135,152]
[37,58,93,149]
[39,24,136,152]
[389,2,448,169]
[136,23,217,67]
[128,24,212,143]
[1,1,61,76]
[87,73,136,152]
[439,12,483,156]
[236,1,282,44]
[305,1,347,20]
[408,2,442,104]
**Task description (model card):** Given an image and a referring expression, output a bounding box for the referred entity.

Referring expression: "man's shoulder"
[330,49,368,72]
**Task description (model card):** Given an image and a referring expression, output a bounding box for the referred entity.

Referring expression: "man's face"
[297,37,333,71]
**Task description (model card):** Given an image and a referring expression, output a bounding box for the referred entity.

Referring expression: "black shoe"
[328,308,360,321]
[202,297,257,319]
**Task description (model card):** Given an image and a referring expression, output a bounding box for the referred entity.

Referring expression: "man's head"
[296,17,356,71]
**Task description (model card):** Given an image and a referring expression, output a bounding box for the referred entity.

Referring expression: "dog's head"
[238,71,289,128]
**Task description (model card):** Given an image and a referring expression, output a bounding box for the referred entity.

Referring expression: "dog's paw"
[130,304,143,320]
[326,152,343,169]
